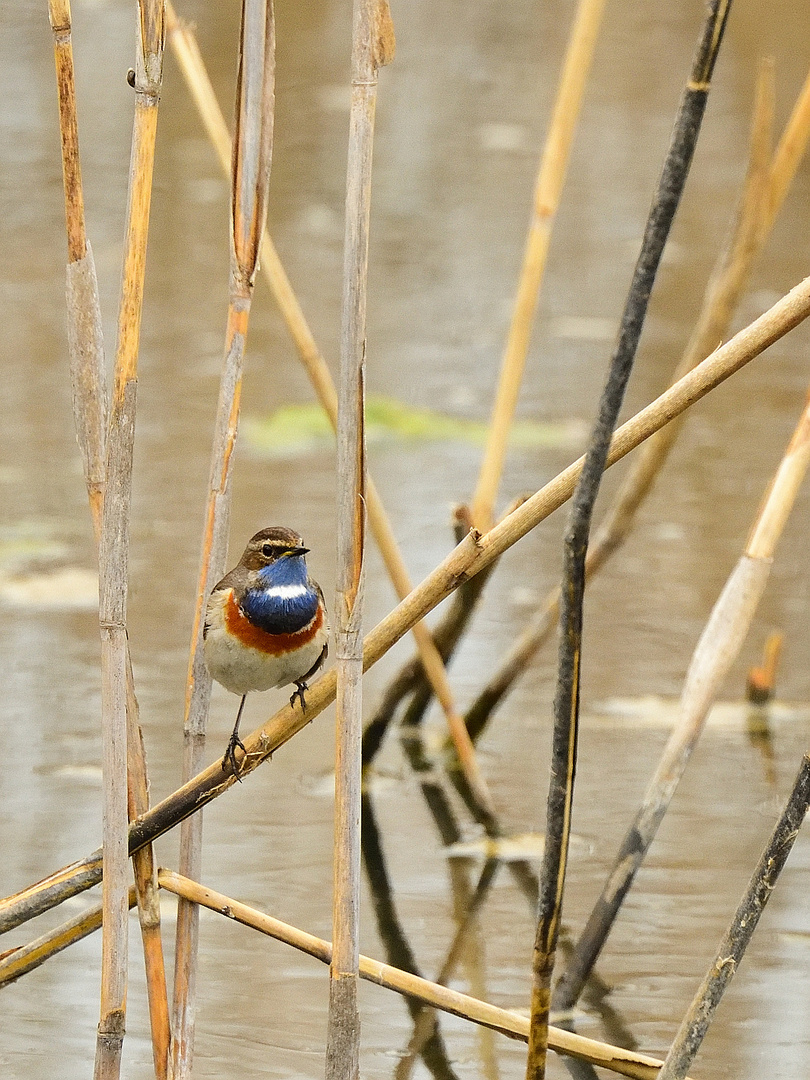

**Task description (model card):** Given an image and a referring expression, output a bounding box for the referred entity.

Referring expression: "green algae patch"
[243,395,585,458]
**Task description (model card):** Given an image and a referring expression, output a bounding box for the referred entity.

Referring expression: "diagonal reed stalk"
[157,869,695,1080]
[4,266,810,932]
[0,890,136,987]
[170,3,275,1077]
[526,6,732,1075]
[327,4,394,1075]
[470,0,606,530]
[165,0,495,823]
[657,754,810,1080]
[95,4,165,1078]
[50,2,170,1058]
[554,382,810,1012]
[464,56,810,745]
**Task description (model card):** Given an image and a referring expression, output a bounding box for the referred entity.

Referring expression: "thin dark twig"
[526,4,732,1076]
[657,754,810,1080]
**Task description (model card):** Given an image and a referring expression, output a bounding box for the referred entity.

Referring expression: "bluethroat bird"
[203,526,329,778]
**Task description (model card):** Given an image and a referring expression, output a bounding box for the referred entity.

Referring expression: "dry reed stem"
[470,0,606,529]
[165,1,495,827]
[464,54,781,743]
[0,889,136,987]
[768,65,810,221]
[156,870,693,1080]
[49,11,169,1066]
[48,0,107,537]
[554,383,810,1011]
[95,4,165,1077]
[657,754,810,1080]
[328,4,393,1074]
[170,3,275,1077]
[48,0,86,261]
[4,270,810,931]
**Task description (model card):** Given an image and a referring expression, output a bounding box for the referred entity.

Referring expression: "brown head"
[236,527,310,572]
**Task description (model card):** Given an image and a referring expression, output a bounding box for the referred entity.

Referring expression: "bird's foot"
[290,680,308,710]
[222,733,247,781]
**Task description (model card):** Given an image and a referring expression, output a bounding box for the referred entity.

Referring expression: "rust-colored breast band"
[224,591,324,655]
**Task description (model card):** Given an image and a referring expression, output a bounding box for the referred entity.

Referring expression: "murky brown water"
[2,0,810,1077]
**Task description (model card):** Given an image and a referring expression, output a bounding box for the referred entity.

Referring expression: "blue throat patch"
[241,556,319,635]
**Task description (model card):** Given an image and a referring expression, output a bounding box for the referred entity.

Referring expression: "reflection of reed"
[398,726,501,1079]
[361,789,461,1080]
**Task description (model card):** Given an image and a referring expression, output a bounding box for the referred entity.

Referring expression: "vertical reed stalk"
[95,3,165,1078]
[49,8,170,1071]
[166,1,492,823]
[526,5,731,1076]
[327,4,394,1077]
[470,0,606,530]
[170,3,275,1077]
[657,755,810,1080]
[553,384,810,1012]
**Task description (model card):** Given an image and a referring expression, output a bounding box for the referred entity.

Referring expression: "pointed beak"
[294,546,310,556]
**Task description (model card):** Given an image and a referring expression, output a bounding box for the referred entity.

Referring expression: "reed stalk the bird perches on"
[4,267,810,936]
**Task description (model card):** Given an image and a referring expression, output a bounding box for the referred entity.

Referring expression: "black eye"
[261,543,274,557]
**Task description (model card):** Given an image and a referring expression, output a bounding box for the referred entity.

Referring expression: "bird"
[203,526,329,779]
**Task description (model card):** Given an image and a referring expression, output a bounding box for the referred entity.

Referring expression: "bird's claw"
[290,681,308,710]
[223,733,247,781]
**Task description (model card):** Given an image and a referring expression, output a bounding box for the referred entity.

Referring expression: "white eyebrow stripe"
[262,583,310,600]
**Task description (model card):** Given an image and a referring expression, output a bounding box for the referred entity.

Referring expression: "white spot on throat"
[263,583,309,600]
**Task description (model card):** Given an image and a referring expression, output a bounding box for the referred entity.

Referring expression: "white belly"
[203,590,327,697]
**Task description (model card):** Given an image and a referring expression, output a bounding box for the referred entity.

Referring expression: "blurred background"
[1,0,810,1077]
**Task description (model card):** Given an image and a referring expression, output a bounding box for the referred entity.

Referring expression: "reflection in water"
[2,0,810,1077]
[361,789,460,1080]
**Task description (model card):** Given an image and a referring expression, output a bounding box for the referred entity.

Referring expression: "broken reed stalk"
[657,754,810,1080]
[5,268,810,933]
[126,667,171,1079]
[49,8,171,1070]
[327,4,393,1075]
[48,0,107,541]
[553,382,810,1012]
[462,51,784,746]
[156,869,693,1080]
[0,890,137,987]
[95,4,165,1078]
[170,3,275,1077]
[527,5,732,1076]
[470,0,607,530]
[166,2,495,826]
